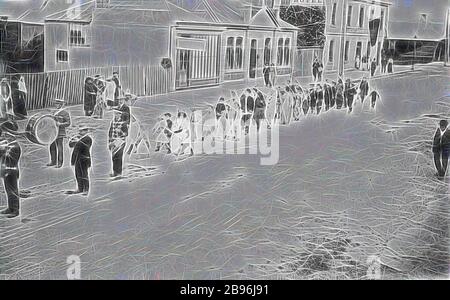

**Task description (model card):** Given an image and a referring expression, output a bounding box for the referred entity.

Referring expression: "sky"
[0,0,448,38]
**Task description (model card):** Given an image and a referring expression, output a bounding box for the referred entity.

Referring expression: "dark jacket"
[0,140,21,178]
[109,104,131,141]
[441,130,450,155]
[433,128,442,154]
[70,135,92,168]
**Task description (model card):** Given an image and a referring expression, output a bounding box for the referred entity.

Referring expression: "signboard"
[177,37,207,51]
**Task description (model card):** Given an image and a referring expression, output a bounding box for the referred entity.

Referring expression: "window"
[69,23,90,47]
[226,37,235,70]
[347,5,353,26]
[367,41,371,58]
[359,7,365,28]
[264,38,272,66]
[225,37,244,70]
[277,38,284,66]
[328,40,334,62]
[96,0,110,8]
[235,37,243,69]
[284,38,290,66]
[344,41,350,62]
[56,49,68,63]
[331,3,337,26]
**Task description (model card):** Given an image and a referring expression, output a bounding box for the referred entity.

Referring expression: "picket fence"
[0,65,174,111]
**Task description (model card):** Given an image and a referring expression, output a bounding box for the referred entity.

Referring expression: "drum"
[25,114,58,145]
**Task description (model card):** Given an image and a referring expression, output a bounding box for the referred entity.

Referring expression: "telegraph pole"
[445,8,449,66]
[338,0,348,79]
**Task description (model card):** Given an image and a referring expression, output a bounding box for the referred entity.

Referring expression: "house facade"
[44,0,297,90]
[171,8,297,90]
[322,0,391,75]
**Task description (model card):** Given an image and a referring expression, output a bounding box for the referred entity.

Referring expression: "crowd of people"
[0,69,384,219]
[151,75,381,159]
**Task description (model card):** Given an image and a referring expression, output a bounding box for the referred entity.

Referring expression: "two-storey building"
[323,0,390,76]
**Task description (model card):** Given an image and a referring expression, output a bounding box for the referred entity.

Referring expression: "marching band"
[0,71,381,219]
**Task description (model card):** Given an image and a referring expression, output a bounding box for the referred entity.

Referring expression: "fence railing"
[0,64,174,111]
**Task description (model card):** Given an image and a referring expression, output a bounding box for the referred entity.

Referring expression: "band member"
[108,96,130,177]
[84,77,97,117]
[359,76,370,104]
[47,99,71,168]
[68,127,92,196]
[0,123,21,219]
[93,75,107,119]
[14,76,28,120]
[433,120,450,178]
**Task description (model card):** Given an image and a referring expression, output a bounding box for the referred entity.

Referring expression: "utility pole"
[445,8,449,66]
[338,0,348,79]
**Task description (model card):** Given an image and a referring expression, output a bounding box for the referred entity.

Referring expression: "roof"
[389,21,445,40]
[249,7,297,30]
[172,0,245,24]
[45,1,95,23]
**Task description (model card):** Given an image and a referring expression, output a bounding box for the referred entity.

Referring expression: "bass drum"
[25,114,59,145]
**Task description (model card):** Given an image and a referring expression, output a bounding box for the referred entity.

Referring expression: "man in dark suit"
[111,72,122,107]
[0,124,21,218]
[433,120,450,178]
[48,99,71,168]
[359,76,370,104]
[108,96,131,177]
[344,79,357,113]
[68,127,92,196]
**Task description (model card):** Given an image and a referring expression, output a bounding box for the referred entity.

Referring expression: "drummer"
[47,99,71,168]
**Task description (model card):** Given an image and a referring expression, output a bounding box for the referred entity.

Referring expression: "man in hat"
[47,99,71,168]
[84,77,97,117]
[109,72,122,107]
[68,126,92,196]
[108,95,130,177]
[432,120,450,178]
[359,76,370,104]
[0,122,22,218]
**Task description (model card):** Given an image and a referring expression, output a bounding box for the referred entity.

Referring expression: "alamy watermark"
[190,112,280,166]
[67,255,81,280]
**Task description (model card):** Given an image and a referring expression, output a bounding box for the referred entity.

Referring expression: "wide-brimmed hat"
[54,98,65,103]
